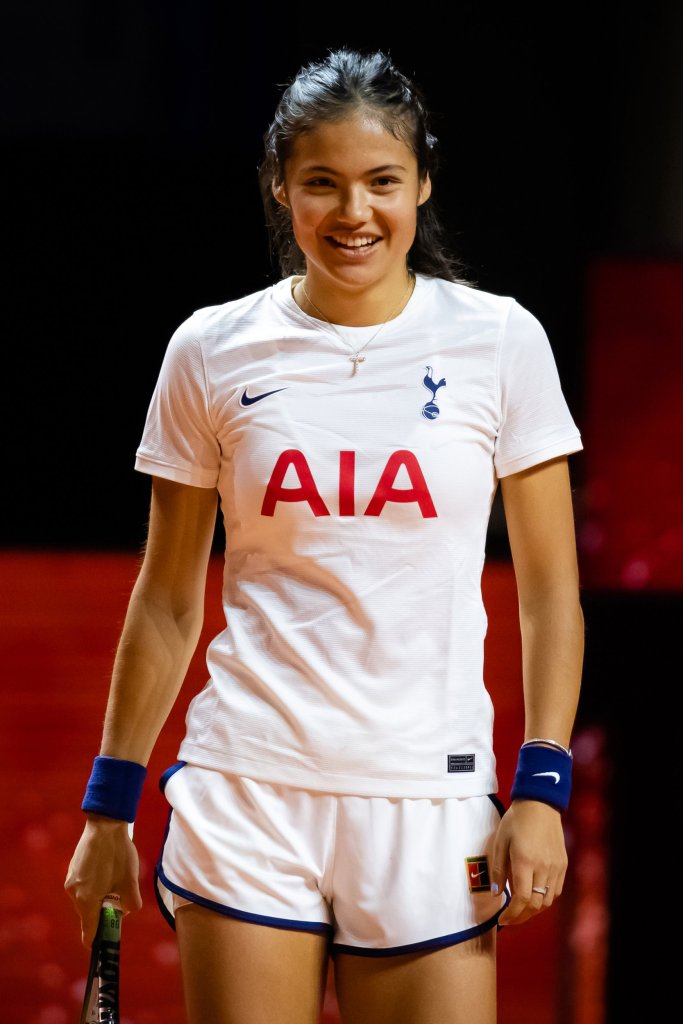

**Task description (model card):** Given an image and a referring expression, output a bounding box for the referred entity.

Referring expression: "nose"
[336,184,371,223]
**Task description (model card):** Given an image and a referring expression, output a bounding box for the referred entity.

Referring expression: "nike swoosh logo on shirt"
[239,386,288,406]
[470,869,485,880]
[532,771,560,784]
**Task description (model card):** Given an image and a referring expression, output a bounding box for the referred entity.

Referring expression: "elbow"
[518,583,584,627]
[179,606,205,648]
[130,577,205,644]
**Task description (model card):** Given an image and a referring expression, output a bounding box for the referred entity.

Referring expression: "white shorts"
[155,761,510,957]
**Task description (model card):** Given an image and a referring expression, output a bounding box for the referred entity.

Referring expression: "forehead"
[286,112,417,175]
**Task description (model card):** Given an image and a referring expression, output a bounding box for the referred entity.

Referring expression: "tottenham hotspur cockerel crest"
[421,366,447,420]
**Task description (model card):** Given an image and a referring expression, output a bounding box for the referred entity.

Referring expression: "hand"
[64,814,142,947]
[491,799,568,927]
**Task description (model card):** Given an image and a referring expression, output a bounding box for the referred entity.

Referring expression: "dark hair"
[258,48,468,283]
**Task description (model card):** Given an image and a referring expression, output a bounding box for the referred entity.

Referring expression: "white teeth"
[330,235,378,247]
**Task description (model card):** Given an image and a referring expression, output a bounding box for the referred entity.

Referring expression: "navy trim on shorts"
[487,792,507,817]
[154,776,332,939]
[156,861,333,936]
[154,868,177,931]
[158,760,187,793]
[333,793,512,958]
[153,759,189,931]
[332,895,511,959]
[154,804,177,929]
[154,773,511,948]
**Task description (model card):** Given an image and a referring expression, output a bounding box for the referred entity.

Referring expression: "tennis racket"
[79,896,122,1024]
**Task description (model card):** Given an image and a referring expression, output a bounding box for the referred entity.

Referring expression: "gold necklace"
[298,274,416,376]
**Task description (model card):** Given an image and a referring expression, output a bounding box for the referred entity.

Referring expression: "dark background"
[4,2,682,550]
[3,4,682,1021]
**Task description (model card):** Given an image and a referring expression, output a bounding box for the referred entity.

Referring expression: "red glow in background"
[0,552,602,1024]
[578,260,683,591]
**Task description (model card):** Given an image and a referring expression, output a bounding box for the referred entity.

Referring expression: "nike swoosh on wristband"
[532,771,560,784]
[240,386,288,406]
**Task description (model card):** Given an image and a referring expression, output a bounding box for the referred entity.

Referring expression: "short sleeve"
[134,315,221,488]
[493,300,583,478]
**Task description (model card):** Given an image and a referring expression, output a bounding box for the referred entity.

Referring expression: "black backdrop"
[6,4,681,548]
[3,7,682,1021]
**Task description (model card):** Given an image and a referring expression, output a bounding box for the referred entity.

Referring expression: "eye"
[305,177,335,188]
[372,176,400,189]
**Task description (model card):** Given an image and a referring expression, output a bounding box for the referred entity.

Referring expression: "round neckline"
[277,273,426,336]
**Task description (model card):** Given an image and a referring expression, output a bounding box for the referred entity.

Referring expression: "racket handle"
[97,903,122,1024]
[80,902,123,1024]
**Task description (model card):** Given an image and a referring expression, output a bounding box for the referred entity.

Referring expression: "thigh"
[176,902,330,1024]
[334,928,496,1024]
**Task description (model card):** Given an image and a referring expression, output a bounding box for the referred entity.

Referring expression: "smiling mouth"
[327,236,382,250]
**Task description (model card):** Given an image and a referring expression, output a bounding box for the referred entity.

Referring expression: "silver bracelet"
[521,737,572,758]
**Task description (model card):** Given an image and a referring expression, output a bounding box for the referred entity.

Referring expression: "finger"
[504,888,549,926]
[498,858,533,925]
[491,866,505,897]
[65,877,98,939]
[489,828,509,898]
[491,860,508,898]
[530,881,553,910]
[498,891,530,925]
[512,873,559,923]
[128,878,143,913]
[543,871,561,907]
[499,885,546,925]
[535,864,563,907]
[80,905,102,949]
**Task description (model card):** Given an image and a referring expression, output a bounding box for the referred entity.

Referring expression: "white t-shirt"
[135,273,583,797]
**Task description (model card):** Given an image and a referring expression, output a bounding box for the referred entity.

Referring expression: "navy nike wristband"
[510,744,572,812]
[81,755,147,823]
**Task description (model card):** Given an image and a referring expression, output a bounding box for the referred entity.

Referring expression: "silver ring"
[532,885,549,895]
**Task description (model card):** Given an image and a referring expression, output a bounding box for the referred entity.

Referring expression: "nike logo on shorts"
[532,771,560,784]
[240,386,287,406]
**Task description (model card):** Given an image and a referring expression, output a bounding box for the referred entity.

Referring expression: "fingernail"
[491,883,499,894]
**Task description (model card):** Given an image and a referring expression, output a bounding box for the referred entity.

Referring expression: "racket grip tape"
[97,905,122,1023]
[80,904,123,1024]
[100,903,123,942]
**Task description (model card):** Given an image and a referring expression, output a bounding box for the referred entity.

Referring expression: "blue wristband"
[81,755,147,823]
[510,744,572,812]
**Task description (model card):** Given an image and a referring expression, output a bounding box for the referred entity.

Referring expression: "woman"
[66,48,584,1023]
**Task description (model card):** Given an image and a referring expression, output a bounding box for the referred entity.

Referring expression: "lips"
[327,235,382,249]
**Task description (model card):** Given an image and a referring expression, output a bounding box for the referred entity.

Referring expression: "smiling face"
[273,109,431,304]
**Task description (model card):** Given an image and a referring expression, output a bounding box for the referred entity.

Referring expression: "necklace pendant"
[350,354,366,376]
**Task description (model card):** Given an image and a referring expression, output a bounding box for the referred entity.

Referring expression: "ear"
[417,173,432,206]
[272,180,290,208]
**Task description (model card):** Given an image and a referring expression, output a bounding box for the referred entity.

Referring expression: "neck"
[293,270,416,327]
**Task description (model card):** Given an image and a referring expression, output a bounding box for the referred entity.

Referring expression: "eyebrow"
[300,164,408,175]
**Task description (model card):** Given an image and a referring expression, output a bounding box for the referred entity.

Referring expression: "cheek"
[382,193,418,223]
[389,201,419,238]
[289,199,324,238]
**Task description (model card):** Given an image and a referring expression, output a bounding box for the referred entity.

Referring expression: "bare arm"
[501,454,584,747]
[100,476,218,762]
[65,476,218,944]
[492,454,584,925]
